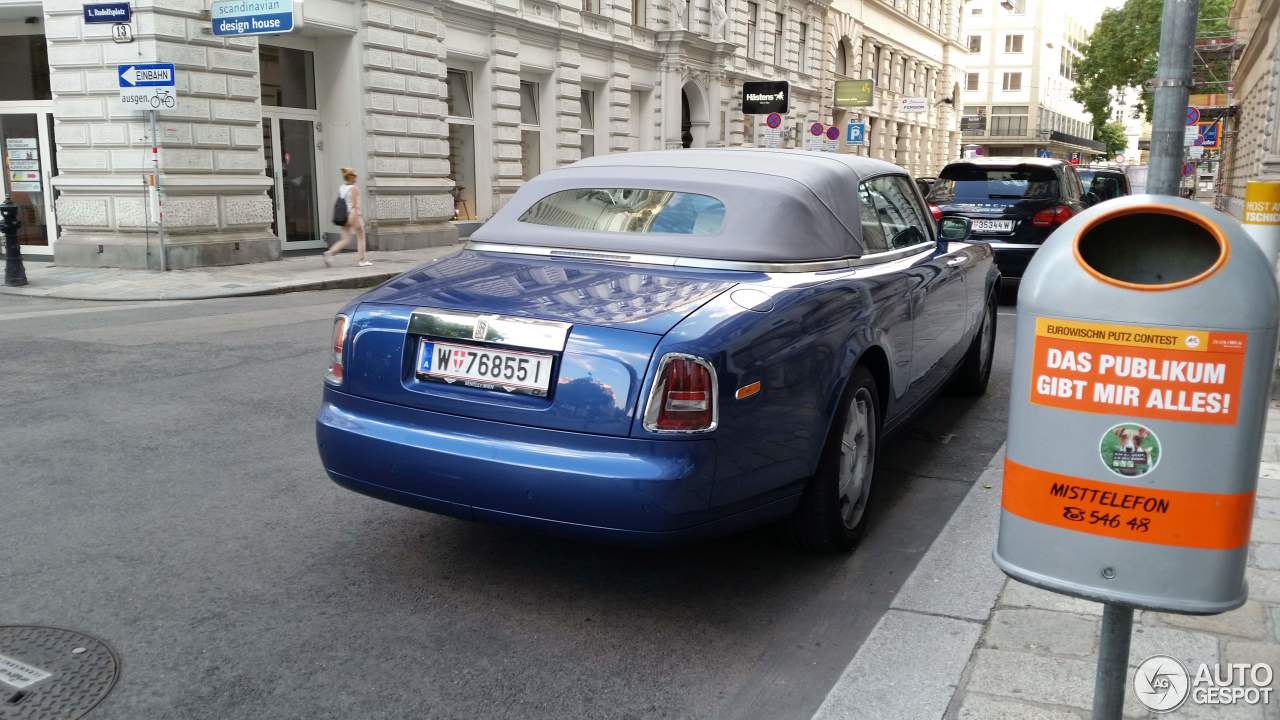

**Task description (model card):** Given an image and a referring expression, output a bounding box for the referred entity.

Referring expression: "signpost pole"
[1091,604,1133,720]
[149,108,166,272]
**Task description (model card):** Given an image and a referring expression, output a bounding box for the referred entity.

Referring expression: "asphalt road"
[0,289,1016,720]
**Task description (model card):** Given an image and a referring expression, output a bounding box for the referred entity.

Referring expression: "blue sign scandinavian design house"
[211,0,294,36]
[83,2,131,23]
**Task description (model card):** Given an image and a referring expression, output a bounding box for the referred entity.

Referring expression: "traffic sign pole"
[150,109,166,272]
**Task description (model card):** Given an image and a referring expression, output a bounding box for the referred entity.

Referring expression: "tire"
[788,365,881,552]
[951,291,997,396]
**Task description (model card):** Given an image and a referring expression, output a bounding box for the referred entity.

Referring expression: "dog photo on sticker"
[1099,422,1161,478]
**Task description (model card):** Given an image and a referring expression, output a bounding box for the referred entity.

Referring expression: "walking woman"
[323,167,371,267]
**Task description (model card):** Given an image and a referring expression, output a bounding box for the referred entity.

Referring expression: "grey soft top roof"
[469,149,906,263]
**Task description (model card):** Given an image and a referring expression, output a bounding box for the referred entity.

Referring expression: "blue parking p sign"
[847,121,866,146]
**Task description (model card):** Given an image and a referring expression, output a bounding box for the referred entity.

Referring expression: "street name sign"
[118,63,177,111]
[83,2,130,23]
[211,0,294,36]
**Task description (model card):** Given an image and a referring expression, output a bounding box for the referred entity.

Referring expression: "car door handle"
[947,257,967,266]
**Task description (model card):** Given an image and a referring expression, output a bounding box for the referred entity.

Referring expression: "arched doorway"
[835,37,852,77]
[680,81,709,148]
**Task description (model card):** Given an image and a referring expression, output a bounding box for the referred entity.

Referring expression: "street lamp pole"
[1147,0,1200,196]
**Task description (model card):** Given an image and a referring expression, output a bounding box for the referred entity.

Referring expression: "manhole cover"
[0,626,119,720]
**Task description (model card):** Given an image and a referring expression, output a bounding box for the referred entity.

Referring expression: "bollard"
[2,196,27,287]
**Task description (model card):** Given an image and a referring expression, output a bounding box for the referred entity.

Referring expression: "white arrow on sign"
[119,65,173,86]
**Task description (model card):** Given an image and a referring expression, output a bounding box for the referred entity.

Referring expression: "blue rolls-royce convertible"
[316,150,998,551]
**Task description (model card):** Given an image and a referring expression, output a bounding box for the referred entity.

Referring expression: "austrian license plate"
[416,339,553,396]
[972,219,1015,233]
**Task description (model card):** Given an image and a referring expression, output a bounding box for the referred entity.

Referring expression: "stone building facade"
[1219,0,1280,217]
[15,0,837,269]
[822,0,966,178]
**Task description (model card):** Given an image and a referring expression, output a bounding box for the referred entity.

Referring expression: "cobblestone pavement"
[0,244,462,300]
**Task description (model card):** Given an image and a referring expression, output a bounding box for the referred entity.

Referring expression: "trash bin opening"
[1074,208,1228,291]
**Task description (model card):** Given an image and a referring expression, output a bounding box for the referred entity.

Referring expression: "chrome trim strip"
[984,242,1042,250]
[642,353,720,434]
[408,308,572,352]
[465,241,938,273]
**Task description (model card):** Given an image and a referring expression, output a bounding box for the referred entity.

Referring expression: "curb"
[0,270,399,302]
[811,446,1008,720]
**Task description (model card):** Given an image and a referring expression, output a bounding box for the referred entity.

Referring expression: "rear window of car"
[928,164,1059,203]
[1079,170,1126,200]
[518,188,726,235]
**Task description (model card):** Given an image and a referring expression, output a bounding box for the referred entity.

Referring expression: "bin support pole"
[1092,603,1133,720]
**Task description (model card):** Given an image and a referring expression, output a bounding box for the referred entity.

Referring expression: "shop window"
[0,35,50,101]
[260,46,316,109]
[580,89,596,159]
[446,69,476,221]
[520,81,542,181]
[990,105,1028,136]
[746,2,759,58]
[1001,72,1022,92]
[1004,34,1023,53]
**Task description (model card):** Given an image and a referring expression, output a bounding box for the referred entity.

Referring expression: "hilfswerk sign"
[211,0,294,35]
[742,81,789,115]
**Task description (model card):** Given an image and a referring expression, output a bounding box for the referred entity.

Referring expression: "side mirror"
[1084,190,1102,207]
[938,216,971,242]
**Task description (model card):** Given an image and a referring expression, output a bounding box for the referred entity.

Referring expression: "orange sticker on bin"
[1002,458,1254,550]
[1030,317,1247,425]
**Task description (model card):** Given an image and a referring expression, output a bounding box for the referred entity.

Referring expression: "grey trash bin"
[996,194,1279,614]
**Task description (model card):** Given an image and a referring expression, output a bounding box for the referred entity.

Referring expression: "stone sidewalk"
[813,403,1280,720]
[0,244,463,301]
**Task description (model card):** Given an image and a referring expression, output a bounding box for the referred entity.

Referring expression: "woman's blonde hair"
[341,166,357,181]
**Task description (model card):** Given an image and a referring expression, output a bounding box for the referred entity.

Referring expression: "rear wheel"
[789,366,880,552]
[951,292,997,396]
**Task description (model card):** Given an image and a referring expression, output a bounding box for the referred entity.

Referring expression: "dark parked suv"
[1076,166,1131,203]
[927,157,1093,282]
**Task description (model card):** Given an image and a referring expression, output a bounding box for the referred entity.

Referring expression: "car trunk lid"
[340,250,741,437]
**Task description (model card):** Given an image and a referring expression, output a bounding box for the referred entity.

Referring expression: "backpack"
[332,194,348,227]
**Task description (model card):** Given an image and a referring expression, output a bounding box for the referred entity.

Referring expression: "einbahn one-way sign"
[118,63,177,110]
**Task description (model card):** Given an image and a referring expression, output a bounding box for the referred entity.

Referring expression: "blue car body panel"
[316,243,997,544]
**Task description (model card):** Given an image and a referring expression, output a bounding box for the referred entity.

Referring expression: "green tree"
[1096,121,1129,158]
[1072,0,1231,132]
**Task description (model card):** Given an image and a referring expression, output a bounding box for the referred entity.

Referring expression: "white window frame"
[632,0,647,25]
[797,20,808,73]
[965,72,979,91]
[1001,72,1022,92]
[967,34,981,53]
[1004,34,1024,54]
[518,77,546,180]
[771,11,783,65]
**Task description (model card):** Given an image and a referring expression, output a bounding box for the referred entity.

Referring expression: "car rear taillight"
[643,354,718,433]
[1031,205,1075,228]
[326,314,349,384]
[929,204,943,222]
